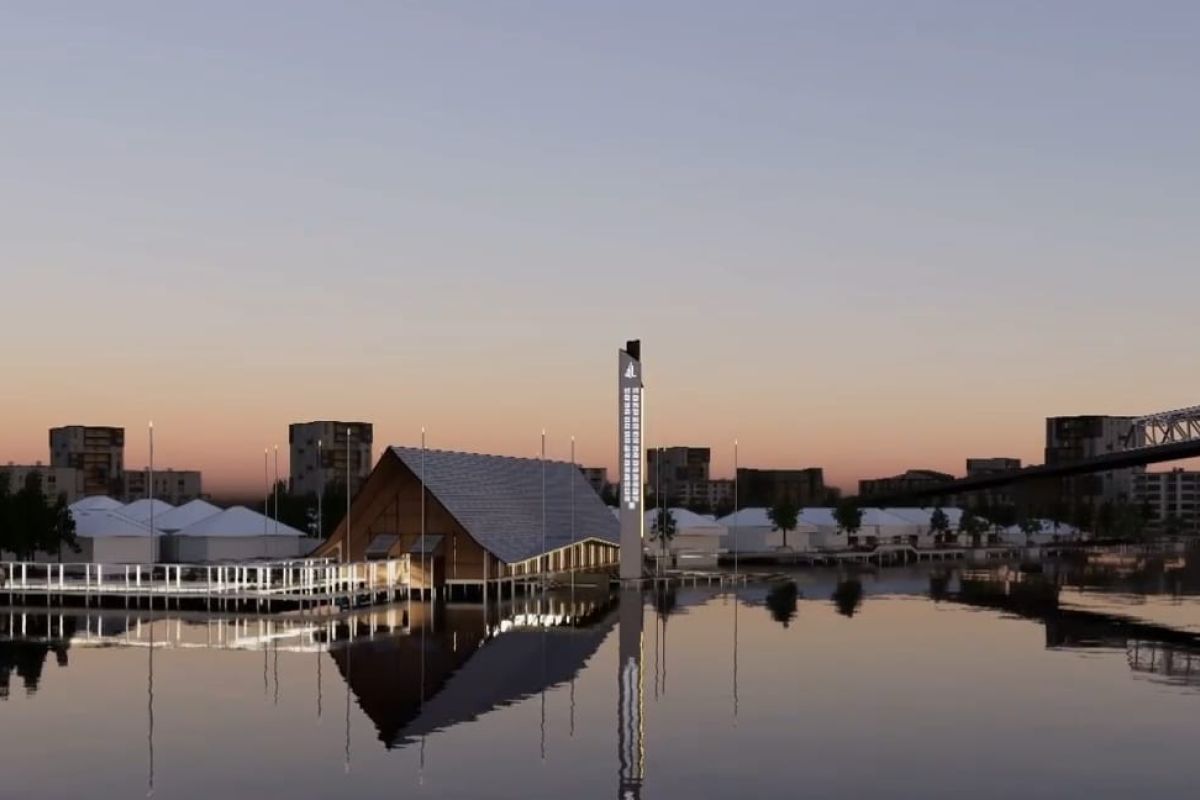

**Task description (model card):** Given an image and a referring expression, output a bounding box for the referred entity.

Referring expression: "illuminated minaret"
[618,340,645,582]
[617,588,645,799]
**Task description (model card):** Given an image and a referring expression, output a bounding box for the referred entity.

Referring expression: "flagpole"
[345,427,351,565]
[263,448,269,537]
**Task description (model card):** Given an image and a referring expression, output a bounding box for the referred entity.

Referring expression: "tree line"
[0,473,78,559]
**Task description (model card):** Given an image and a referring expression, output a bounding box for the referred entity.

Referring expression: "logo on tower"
[624,362,637,381]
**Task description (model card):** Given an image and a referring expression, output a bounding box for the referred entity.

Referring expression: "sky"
[2,1,1199,494]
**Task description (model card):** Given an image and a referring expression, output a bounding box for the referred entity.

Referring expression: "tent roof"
[389,447,619,564]
[176,506,306,538]
[71,508,162,538]
[152,499,222,532]
[880,507,965,526]
[119,498,175,523]
[716,508,819,532]
[646,508,724,531]
[69,496,124,512]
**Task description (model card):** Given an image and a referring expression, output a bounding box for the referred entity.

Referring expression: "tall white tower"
[618,340,645,582]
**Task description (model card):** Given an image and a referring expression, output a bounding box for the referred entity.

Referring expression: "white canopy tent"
[153,499,221,533]
[644,508,727,565]
[171,506,310,562]
[69,496,125,513]
[119,498,176,524]
[716,508,818,553]
[68,507,162,563]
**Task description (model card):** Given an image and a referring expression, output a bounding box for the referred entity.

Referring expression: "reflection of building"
[123,469,203,504]
[1045,416,1142,509]
[331,596,618,749]
[289,421,374,497]
[315,447,620,593]
[49,426,124,496]
[1134,470,1200,534]
[0,464,83,504]
[860,469,955,500]
[737,468,826,507]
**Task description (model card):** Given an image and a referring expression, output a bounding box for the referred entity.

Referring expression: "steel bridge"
[870,403,1200,504]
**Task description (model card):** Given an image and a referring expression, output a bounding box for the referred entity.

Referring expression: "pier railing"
[0,557,411,608]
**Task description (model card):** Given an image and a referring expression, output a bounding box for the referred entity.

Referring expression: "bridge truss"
[1127,405,1200,449]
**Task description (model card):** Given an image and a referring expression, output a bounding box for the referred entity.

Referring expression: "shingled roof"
[389,447,619,564]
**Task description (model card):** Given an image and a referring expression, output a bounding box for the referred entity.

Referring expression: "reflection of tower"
[617,589,644,799]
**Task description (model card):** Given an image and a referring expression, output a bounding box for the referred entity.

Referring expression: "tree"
[833,498,864,543]
[930,508,950,545]
[649,507,677,562]
[0,473,78,560]
[959,512,987,548]
[1018,516,1042,545]
[766,499,800,550]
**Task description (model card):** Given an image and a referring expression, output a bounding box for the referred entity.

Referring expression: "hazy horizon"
[3,2,1198,494]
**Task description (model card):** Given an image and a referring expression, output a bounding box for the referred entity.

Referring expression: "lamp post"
[317,438,323,539]
[420,427,426,598]
[273,445,279,535]
[345,427,351,565]
[541,430,546,595]
[149,421,155,562]
[733,439,739,582]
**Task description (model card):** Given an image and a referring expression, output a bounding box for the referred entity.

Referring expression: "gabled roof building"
[316,447,620,593]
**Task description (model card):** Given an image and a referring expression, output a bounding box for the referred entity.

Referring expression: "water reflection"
[0,612,74,697]
[3,552,1200,797]
[831,577,864,618]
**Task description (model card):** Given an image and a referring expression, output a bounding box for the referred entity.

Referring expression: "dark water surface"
[3,555,1200,799]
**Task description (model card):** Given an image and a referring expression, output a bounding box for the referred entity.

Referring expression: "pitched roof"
[69,496,125,512]
[716,507,819,532]
[152,499,222,532]
[71,508,162,538]
[177,506,306,538]
[119,498,175,523]
[389,447,619,564]
[646,508,724,531]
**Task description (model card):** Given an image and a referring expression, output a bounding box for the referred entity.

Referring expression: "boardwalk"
[0,557,411,613]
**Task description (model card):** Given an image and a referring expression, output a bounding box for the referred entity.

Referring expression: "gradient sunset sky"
[3,2,1198,494]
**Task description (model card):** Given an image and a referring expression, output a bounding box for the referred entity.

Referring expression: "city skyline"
[3,2,1198,494]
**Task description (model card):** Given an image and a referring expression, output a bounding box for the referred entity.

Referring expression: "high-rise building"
[578,466,610,497]
[737,468,827,508]
[0,464,84,504]
[964,458,1022,508]
[49,426,124,496]
[1045,416,1141,508]
[289,421,374,498]
[859,469,955,500]
[646,447,710,504]
[1134,469,1200,535]
[124,469,203,505]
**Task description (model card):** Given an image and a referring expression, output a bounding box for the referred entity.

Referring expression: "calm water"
[3,554,1200,799]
